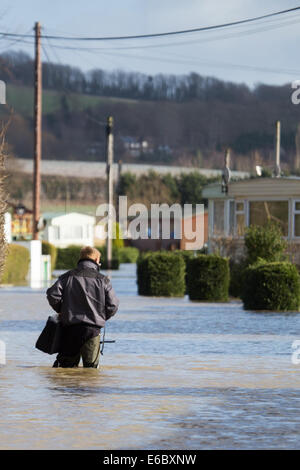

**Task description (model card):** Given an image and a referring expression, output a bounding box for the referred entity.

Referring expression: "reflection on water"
[1,263,300,449]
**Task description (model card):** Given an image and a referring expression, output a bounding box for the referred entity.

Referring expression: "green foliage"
[1,244,30,284]
[244,223,287,266]
[42,240,57,272]
[112,222,124,250]
[117,172,137,196]
[175,172,210,205]
[55,245,120,270]
[229,223,289,299]
[96,245,120,270]
[55,245,82,270]
[116,170,217,208]
[118,246,139,263]
[162,173,180,200]
[241,261,300,311]
[137,251,185,297]
[229,260,248,298]
[187,254,230,301]
[173,249,195,293]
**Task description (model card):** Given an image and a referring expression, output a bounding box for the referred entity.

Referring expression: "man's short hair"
[79,246,101,261]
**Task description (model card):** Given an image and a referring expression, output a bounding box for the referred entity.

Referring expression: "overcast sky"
[1,0,300,87]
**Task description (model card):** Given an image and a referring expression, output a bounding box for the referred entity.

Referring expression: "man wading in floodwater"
[46,246,119,368]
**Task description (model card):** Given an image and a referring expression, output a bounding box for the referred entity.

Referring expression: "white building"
[42,212,96,248]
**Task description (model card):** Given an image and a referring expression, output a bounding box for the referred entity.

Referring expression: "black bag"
[35,314,63,354]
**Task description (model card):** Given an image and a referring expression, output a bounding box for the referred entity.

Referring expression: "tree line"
[0,50,300,171]
[0,50,293,104]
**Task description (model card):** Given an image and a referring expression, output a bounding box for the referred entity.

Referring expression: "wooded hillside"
[1,50,300,171]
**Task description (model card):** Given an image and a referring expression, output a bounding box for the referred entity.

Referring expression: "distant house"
[42,212,96,248]
[121,136,149,157]
[10,203,33,241]
[202,176,300,261]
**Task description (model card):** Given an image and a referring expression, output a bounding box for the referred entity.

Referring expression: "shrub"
[1,244,30,284]
[42,241,57,272]
[112,222,124,250]
[187,254,230,301]
[137,251,185,297]
[55,245,82,270]
[118,246,139,263]
[173,249,195,265]
[55,245,120,270]
[241,261,300,311]
[173,250,195,293]
[229,259,247,298]
[96,245,120,270]
[244,223,287,265]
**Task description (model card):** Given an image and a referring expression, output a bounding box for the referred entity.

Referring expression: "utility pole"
[106,116,114,269]
[116,159,122,221]
[33,21,42,240]
[275,120,281,177]
[222,147,231,193]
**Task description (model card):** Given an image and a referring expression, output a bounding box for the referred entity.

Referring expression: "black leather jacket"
[46,259,119,328]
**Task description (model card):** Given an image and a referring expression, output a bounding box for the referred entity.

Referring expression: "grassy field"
[40,202,97,216]
[5,84,138,117]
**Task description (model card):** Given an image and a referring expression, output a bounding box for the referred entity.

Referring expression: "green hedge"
[96,245,120,270]
[55,245,120,270]
[241,261,300,311]
[42,241,57,272]
[187,254,230,301]
[173,250,195,293]
[229,260,247,298]
[137,251,185,297]
[117,246,139,263]
[55,245,82,270]
[173,250,195,266]
[1,244,30,284]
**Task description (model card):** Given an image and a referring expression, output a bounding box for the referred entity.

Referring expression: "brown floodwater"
[0,264,300,449]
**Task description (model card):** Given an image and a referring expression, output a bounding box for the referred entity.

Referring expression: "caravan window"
[213,201,224,236]
[235,200,246,237]
[249,201,288,236]
[293,200,300,237]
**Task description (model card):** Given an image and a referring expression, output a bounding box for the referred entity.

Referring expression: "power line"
[42,15,300,52]
[0,6,300,41]
[89,48,300,78]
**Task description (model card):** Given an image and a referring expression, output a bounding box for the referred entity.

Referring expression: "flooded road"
[1,264,300,449]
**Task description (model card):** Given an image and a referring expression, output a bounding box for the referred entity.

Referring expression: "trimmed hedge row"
[117,246,139,263]
[229,260,247,298]
[137,251,230,300]
[55,245,120,270]
[55,245,81,270]
[98,245,120,270]
[187,254,230,301]
[241,261,300,311]
[1,244,30,284]
[173,250,196,293]
[137,251,185,297]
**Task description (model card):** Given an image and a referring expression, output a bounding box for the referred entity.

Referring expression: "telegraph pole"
[106,116,114,269]
[33,21,42,240]
[275,120,281,177]
[116,159,122,220]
